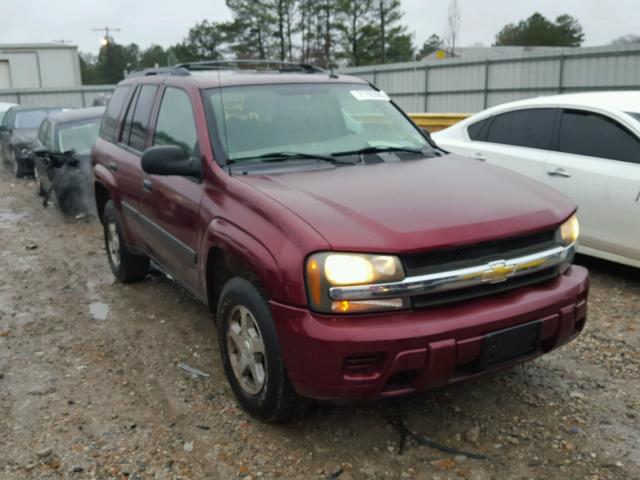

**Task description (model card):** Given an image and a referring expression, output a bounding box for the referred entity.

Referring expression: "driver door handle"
[472,152,486,161]
[547,167,571,178]
[108,162,118,173]
[143,179,153,193]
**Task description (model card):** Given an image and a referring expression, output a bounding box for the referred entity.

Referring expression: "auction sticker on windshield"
[351,90,390,101]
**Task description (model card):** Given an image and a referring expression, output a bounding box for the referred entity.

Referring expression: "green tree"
[336,0,373,66]
[416,33,443,59]
[95,41,131,83]
[225,0,276,59]
[358,0,414,65]
[495,12,584,47]
[139,45,168,68]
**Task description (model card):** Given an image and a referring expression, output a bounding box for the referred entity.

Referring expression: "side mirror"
[34,147,50,158]
[141,145,201,178]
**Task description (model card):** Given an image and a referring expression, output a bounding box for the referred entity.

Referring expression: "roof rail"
[176,60,325,74]
[127,66,191,78]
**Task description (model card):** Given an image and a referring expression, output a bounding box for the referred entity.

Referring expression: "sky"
[0,0,637,54]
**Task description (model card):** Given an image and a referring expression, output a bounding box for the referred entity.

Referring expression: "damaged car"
[0,105,67,177]
[33,107,104,216]
[93,61,589,423]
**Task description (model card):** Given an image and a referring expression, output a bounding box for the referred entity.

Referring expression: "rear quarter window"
[485,108,556,149]
[467,117,491,141]
[100,86,131,142]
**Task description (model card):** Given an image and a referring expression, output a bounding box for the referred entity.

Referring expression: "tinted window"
[120,86,140,146]
[154,88,197,157]
[486,108,556,149]
[559,110,640,163]
[129,85,158,151]
[467,117,491,141]
[100,86,130,142]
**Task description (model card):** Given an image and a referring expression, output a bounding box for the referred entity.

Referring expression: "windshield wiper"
[332,146,427,157]
[228,151,356,165]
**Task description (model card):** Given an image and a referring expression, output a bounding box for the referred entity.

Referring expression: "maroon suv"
[92,60,589,423]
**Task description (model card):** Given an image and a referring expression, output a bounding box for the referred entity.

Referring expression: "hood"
[237,155,575,254]
[11,129,38,146]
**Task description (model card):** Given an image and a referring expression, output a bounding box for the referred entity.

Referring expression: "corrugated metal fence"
[0,85,114,108]
[3,45,640,114]
[342,44,640,113]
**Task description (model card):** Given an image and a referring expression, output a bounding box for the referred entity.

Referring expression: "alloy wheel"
[106,218,121,269]
[226,305,267,395]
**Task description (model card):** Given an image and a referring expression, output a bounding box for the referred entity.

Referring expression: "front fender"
[200,217,284,303]
[93,163,119,204]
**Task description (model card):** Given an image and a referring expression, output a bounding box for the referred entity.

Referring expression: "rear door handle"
[547,167,571,178]
[143,179,153,193]
[108,162,118,173]
[472,152,486,161]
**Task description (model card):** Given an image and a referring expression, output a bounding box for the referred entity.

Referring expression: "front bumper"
[271,265,589,401]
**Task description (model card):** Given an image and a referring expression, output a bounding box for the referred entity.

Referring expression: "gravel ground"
[0,167,638,480]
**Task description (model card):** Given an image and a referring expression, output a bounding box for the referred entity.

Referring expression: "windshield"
[15,109,63,129]
[205,83,430,162]
[57,119,101,154]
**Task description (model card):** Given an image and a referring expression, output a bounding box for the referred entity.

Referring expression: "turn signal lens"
[331,298,407,313]
[560,214,580,246]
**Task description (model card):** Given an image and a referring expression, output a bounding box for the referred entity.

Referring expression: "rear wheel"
[217,277,300,423]
[103,200,148,283]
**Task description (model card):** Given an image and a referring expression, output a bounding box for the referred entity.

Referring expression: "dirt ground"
[0,167,639,480]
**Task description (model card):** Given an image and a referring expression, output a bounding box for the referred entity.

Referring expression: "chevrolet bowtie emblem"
[481,261,517,284]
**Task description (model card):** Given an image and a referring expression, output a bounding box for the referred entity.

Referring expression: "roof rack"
[176,60,326,74]
[127,66,190,78]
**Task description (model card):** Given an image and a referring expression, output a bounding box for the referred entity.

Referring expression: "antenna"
[92,26,122,46]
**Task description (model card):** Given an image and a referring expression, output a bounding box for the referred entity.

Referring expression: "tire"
[13,151,28,178]
[217,277,300,423]
[103,200,149,283]
[34,167,45,196]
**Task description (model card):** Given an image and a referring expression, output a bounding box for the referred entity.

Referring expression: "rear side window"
[558,109,640,164]
[467,117,491,141]
[100,86,131,142]
[485,108,556,149]
[129,85,158,151]
[153,88,198,157]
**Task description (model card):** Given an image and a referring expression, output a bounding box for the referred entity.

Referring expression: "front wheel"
[103,200,149,283]
[217,277,300,423]
[13,151,29,178]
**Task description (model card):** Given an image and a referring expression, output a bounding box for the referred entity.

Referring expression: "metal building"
[0,43,82,89]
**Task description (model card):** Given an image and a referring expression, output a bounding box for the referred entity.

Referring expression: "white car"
[433,92,640,268]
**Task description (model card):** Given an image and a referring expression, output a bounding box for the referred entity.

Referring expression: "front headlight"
[306,252,407,314]
[559,214,579,246]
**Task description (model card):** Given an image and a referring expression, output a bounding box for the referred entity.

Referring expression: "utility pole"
[380,0,386,63]
[92,26,122,46]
